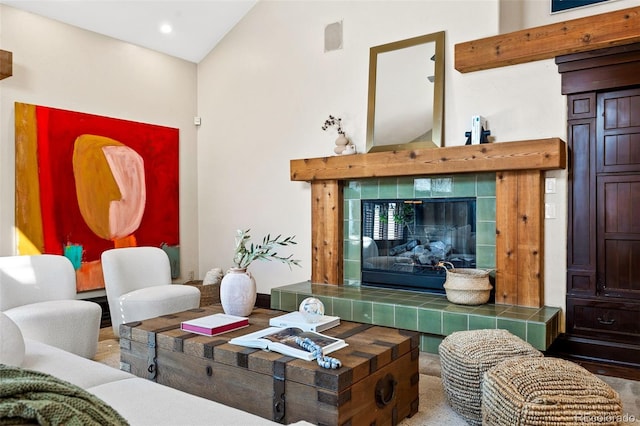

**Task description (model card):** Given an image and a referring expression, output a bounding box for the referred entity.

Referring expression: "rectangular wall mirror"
[366,31,445,152]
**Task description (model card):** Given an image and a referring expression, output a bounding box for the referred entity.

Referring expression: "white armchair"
[0,254,101,359]
[101,247,200,337]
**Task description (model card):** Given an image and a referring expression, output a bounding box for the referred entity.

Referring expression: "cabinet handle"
[596,317,616,325]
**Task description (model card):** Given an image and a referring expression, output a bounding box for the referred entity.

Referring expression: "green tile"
[476,246,496,269]
[315,296,333,315]
[443,312,468,334]
[344,239,360,261]
[344,219,361,241]
[418,308,442,334]
[526,322,546,350]
[476,221,496,246]
[352,300,373,323]
[420,334,444,354]
[379,178,398,199]
[472,304,509,316]
[432,178,453,196]
[503,306,539,319]
[279,292,298,311]
[372,303,395,327]
[395,306,418,330]
[476,197,496,221]
[397,177,415,198]
[361,180,379,199]
[414,178,431,197]
[344,199,361,221]
[476,173,496,196]
[497,318,527,340]
[468,314,497,330]
[343,259,360,281]
[333,298,352,320]
[270,290,281,310]
[344,180,361,200]
[453,175,477,197]
[527,306,561,323]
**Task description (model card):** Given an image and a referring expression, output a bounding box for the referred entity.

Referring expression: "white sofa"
[1,313,312,426]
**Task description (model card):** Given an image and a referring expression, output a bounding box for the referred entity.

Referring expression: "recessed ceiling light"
[159,23,173,34]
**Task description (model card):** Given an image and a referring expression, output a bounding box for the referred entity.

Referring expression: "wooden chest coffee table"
[119,305,419,426]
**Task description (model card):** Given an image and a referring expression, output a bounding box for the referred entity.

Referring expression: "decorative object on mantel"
[322,115,355,155]
[0,50,12,80]
[438,262,493,305]
[465,115,491,145]
[220,229,301,316]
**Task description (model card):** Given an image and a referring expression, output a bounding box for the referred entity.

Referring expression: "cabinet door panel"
[597,175,640,299]
[597,88,640,173]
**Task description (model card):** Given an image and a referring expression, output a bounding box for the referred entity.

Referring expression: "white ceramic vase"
[220,267,257,317]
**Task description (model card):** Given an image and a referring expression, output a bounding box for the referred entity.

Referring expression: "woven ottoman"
[482,357,623,426]
[438,329,542,425]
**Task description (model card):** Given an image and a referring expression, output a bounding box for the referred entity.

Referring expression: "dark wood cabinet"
[556,45,640,374]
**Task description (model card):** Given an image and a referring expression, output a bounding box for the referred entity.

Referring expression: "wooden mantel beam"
[291,138,566,182]
[455,6,640,73]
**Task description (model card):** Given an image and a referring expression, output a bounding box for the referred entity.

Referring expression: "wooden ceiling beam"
[455,6,640,73]
[1,50,13,80]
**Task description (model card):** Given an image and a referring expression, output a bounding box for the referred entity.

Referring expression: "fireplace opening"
[361,197,476,293]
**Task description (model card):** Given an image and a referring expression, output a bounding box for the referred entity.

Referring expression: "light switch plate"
[545,177,556,194]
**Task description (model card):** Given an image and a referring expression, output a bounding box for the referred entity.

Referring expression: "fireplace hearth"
[361,197,476,293]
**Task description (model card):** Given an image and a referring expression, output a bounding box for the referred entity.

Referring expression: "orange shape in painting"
[72,135,146,241]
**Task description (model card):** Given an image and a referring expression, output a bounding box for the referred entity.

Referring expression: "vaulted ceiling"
[0,0,257,63]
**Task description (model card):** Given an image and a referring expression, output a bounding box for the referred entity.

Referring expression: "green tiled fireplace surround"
[343,173,497,283]
[271,282,561,353]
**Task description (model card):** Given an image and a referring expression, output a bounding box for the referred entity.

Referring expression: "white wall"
[196,0,636,314]
[0,6,199,298]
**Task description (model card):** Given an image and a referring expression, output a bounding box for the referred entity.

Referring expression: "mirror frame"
[366,31,445,152]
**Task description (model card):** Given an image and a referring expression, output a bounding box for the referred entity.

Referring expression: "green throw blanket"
[0,364,129,425]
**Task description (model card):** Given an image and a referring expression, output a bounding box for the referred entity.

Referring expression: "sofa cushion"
[6,299,101,359]
[88,377,306,426]
[22,339,133,389]
[0,312,24,366]
[0,364,128,426]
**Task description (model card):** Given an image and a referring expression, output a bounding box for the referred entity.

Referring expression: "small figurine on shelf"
[322,114,356,155]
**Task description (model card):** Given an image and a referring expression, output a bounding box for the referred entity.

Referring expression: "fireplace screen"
[361,198,476,293]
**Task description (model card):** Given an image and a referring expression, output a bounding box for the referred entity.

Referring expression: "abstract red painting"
[15,102,180,292]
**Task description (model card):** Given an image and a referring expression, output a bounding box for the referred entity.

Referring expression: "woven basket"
[482,357,622,426]
[440,263,492,305]
[184,280,220,307]
[439,329,542,425]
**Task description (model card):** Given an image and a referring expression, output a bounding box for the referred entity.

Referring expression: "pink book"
[180,313,249,336]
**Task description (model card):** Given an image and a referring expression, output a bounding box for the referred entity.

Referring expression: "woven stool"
[482,357,623,426]
[438,329,542,425]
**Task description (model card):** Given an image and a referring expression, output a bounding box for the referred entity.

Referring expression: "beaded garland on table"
[295,337,342,369]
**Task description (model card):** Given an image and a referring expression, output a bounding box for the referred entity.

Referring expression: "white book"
[228,327,348,361]
[269,311,340,332]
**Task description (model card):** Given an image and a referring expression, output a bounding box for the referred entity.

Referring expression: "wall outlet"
[188,270,194,280]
